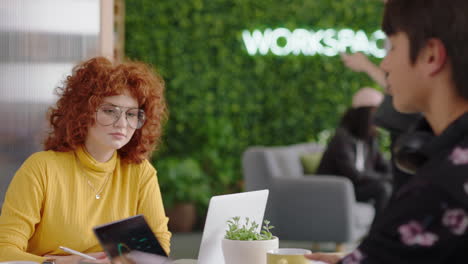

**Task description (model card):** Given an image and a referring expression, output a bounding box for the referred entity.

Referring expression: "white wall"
[0,0,102,205]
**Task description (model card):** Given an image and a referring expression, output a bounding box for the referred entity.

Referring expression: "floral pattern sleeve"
[338,144,468,264]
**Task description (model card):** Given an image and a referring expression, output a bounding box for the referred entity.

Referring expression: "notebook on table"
[93,214,168,260]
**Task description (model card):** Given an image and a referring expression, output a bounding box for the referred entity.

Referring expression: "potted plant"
[222,216,279,264]
[155,157,212,232]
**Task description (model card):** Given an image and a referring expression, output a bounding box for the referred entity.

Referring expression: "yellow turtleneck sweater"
[0,146,171,262]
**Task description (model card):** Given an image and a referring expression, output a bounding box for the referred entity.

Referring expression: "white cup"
[267,248,312,264]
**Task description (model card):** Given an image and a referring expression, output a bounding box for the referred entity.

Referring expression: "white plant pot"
[222,237,279,264]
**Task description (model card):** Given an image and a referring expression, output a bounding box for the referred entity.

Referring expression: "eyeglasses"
[96,104,146,129]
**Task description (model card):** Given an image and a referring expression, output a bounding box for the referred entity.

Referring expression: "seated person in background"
[316,87,392,217]
[308,0,468,262]
[0,57,171,263]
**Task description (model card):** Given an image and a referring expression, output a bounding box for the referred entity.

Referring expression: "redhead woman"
[0,57,170,263]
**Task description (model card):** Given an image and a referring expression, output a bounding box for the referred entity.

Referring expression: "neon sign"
[242,28,386,58]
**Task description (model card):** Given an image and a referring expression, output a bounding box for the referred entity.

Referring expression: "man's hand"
[304,252,345,264]
[44,252,109,264]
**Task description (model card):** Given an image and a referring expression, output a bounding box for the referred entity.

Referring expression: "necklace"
[85,172,112,199]
[76,157,113,200]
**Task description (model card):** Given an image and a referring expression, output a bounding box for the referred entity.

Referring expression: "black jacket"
[316,127,391,185]
[338,113,468,264]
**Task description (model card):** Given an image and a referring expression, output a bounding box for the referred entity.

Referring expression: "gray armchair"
[242,142,374,244]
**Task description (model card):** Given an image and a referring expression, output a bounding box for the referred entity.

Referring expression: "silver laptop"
[197,189,269,264]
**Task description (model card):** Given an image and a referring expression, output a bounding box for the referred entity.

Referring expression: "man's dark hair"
[340,106,376,140]
[382,0,468,99]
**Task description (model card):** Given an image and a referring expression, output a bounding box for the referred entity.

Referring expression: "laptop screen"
[197,190,269,264]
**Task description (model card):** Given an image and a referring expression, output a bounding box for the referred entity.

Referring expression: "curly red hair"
[44,57,168,163]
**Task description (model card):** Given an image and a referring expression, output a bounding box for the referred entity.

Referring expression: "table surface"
[173,260,197,264]
[172,259,324,264]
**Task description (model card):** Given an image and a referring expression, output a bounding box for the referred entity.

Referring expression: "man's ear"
[421,38,447,76]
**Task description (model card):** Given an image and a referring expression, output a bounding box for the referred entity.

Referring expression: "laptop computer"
[197,189,269,264]
[92,189,269,264]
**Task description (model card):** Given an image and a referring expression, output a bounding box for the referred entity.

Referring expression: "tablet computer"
[93,214,168,260]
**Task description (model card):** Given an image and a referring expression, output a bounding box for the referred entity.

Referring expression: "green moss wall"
[126,0,385,195]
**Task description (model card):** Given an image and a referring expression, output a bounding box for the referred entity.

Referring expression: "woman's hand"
[44,252,109,264]
[304,252,345,264]
[340,52,374,73]
[340,52,387,88]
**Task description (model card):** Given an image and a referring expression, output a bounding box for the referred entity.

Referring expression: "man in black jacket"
[307,0,468,263]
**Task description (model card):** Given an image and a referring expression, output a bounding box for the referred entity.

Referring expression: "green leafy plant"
[155,157,212,214]
[225,216,275,241]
